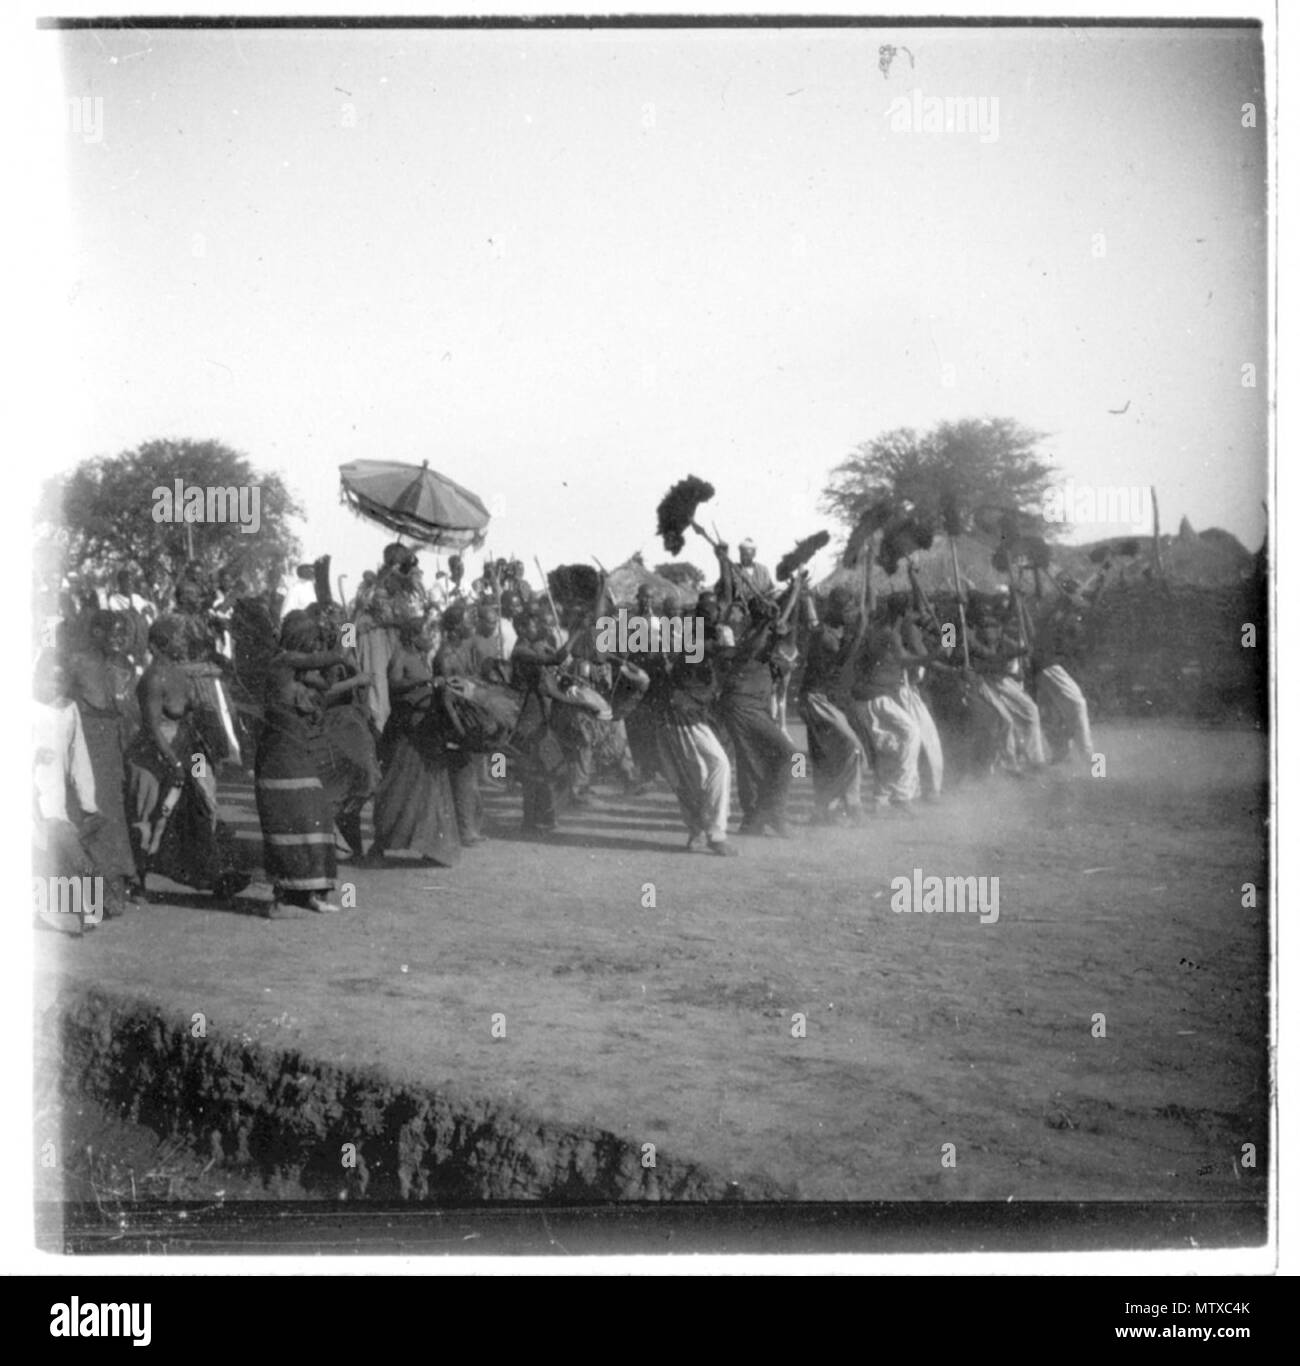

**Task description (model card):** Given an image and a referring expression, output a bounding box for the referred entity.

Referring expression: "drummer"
[432,603,492,846]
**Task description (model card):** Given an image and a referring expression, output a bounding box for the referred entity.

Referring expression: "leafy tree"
[654,561,706,593]
[36,438,303,602]
[821,417,1057,538]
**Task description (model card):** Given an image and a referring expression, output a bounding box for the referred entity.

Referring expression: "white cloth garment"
[1036,664,1094,758]
[34,700,98,823]
[656,719,732,841]
[989,676,1046,767]
[861,693,921,806]
[282,578,319,614]
[901,678,944,797]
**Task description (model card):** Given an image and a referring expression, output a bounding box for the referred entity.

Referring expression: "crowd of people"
[33,532,1097,927]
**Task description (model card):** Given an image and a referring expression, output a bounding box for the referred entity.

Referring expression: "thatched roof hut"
[603,553,699,609]
[813,522,1258,601]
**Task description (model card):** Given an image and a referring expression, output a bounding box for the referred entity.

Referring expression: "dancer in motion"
[254,611,345,914]
[643,590,738,856]
[1032,583,1095,763]
[844,594,929,814]
[509,607,572,837]
[125,617,249,901]
[798,587,866,825]
[713,547,798,838]
[309,609,380,860]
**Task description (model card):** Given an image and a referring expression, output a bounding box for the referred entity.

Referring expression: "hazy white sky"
[48,22,1267,592]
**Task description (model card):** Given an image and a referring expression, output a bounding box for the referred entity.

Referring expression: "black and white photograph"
[15,0,1280,1284]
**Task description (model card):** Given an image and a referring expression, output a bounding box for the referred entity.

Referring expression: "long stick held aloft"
[534,555,562,627]
[949,536,971,669]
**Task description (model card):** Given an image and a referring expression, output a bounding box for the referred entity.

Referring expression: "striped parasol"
[339,459,491,550]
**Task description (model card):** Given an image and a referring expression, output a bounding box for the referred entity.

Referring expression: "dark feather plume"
[1088,544,1112,564]
[877,515,936,576]
[939,487,965,539]
[776,530,831,581]
[843,498,895,568]
[548,564,601,609]
[656,476,715,556]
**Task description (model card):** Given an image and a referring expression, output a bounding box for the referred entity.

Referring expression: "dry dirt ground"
[36,719,1270,1202]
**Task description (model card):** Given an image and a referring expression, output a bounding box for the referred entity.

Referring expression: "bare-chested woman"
[125,616,249,901]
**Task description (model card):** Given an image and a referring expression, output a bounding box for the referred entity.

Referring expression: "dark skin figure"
[175,580,219,663]
[361,629,440,866]
[389,629,436,709]
[135,627,251,902]
[260,645,356,911]
[273,639,372,701]
[65,617,119,712]
[513,613,568,665]
[139,631,193,776]
[367,565,428,631]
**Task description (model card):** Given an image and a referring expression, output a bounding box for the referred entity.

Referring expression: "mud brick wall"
[48,990,785,1202]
